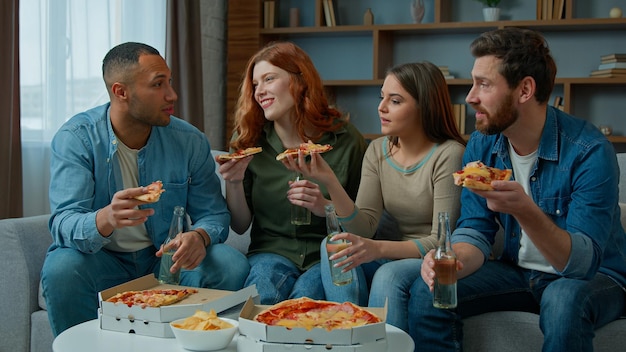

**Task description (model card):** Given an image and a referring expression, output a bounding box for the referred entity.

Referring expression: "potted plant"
[475,0,501,21]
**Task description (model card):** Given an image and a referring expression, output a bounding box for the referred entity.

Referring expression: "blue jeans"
[41,243,249,336]
[245,252,325,305]
[409,260,626,352]
[368,258,422,332]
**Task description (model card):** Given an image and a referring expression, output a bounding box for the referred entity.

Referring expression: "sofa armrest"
[0,215,52,352]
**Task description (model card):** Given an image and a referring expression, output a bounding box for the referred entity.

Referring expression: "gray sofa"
[2,152,625,352]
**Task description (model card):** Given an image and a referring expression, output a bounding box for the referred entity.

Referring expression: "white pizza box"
[237,297,387,346]
[237,334,388,352]
[99,313,175,338]
[98,274,258,323]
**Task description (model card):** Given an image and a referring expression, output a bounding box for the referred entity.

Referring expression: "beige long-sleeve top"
[339,137,464,253]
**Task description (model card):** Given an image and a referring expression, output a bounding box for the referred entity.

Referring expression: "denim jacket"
[49,103,229,253]
[453,106,626,287]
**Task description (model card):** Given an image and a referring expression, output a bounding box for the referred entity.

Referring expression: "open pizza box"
[237,334,388,352]
[237,296,387,346]
[98,274,258,337]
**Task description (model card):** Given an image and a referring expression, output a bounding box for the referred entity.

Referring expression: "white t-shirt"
[103,140,153,252]
[509,142,556,274]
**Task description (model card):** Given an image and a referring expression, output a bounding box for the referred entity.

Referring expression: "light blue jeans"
[41,243,249,336]
[409,260,626,352]
[245,252,324,305]
[368,258,422,332]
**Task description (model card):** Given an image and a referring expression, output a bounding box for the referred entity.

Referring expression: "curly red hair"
[231,41,343,150]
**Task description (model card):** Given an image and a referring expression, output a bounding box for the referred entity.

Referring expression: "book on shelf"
[552,96,564,111]
[598,62,626,70]
[323,0,337,27]
[438,66,455,79]
[589,73,626,78]
[590,68,626,76]
[452,104,466,135]
[539,0,564,20]
[600,53,626,62]
[263,1,276,29]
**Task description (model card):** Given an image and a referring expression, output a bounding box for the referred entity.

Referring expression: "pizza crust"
[217,147,263,161]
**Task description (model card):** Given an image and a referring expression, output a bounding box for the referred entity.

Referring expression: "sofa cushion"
[0,214,51,352]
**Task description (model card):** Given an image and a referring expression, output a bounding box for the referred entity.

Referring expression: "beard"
[475,93,518,135]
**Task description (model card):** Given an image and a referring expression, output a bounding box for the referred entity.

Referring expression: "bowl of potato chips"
[170,309,238,351]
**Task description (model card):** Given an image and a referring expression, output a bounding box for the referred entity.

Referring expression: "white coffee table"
[53,319,414,352]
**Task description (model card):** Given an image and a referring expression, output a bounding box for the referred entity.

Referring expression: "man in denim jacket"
[410,28,626,351]
[41,42,249,336]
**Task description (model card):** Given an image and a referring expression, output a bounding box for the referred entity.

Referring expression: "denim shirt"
[49,103,229,253]
[453,106,626,287]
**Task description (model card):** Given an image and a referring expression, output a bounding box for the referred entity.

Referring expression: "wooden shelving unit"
[227,0,626,147]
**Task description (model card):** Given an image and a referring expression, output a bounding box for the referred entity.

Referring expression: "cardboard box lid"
[236,334,388,352]
[238,297,387,345]
[99,274,258,322]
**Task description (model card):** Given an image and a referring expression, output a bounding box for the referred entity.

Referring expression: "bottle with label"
[324,204,353,286]
[158,206,186,285]
[433,211,457,308]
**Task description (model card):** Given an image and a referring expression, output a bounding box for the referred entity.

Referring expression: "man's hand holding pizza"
[96,186,158,237]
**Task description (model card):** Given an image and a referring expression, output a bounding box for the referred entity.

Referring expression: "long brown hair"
[386,61,466,149]
[231,41,343,150]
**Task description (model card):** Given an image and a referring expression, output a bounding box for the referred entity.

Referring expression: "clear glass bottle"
[158,206,185,285]
[324,204,352,286]
[433,211,457,308]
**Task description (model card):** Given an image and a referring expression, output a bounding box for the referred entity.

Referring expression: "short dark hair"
[102,42,160,89]
[470,28,556,103]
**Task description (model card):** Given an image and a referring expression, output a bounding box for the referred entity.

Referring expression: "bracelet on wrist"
[191,229,208,247]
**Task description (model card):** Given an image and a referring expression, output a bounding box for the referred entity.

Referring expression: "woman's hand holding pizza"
[216,155,252,184]
[327,232,382,272]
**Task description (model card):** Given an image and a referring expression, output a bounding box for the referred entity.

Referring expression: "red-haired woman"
[216,41,367,305]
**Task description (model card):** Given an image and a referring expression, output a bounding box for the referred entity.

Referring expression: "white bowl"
[170,317,238,351]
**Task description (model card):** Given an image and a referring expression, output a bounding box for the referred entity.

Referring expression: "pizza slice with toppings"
[275,142,333,161]
[216,147,263,161]
[452,161,512,191]
[134,180,165,203]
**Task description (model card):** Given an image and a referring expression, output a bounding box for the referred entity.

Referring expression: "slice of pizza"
[276,142,333,161]
[452,161,512,191]
[216,147,263,161]
[134,180,165,203]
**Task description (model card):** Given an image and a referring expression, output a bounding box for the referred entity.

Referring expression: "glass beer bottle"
[324,204,352,286]
[433,211,457,308]
[158,206,185,285]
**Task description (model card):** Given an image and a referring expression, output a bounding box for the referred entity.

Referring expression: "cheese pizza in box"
[99,274,257,323]
[238,296,387,346]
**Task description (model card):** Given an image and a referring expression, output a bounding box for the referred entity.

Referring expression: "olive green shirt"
[242,121,367,270]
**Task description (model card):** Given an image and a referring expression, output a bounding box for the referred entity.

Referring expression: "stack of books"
[438,66,455,79]
[590,54,626,78]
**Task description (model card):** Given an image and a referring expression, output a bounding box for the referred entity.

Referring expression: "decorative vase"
[411,0,425,24]
[364,8,374,25]
[483,7,500,22]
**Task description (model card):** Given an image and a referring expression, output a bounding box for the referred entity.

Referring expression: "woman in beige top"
[288,62,465,315]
